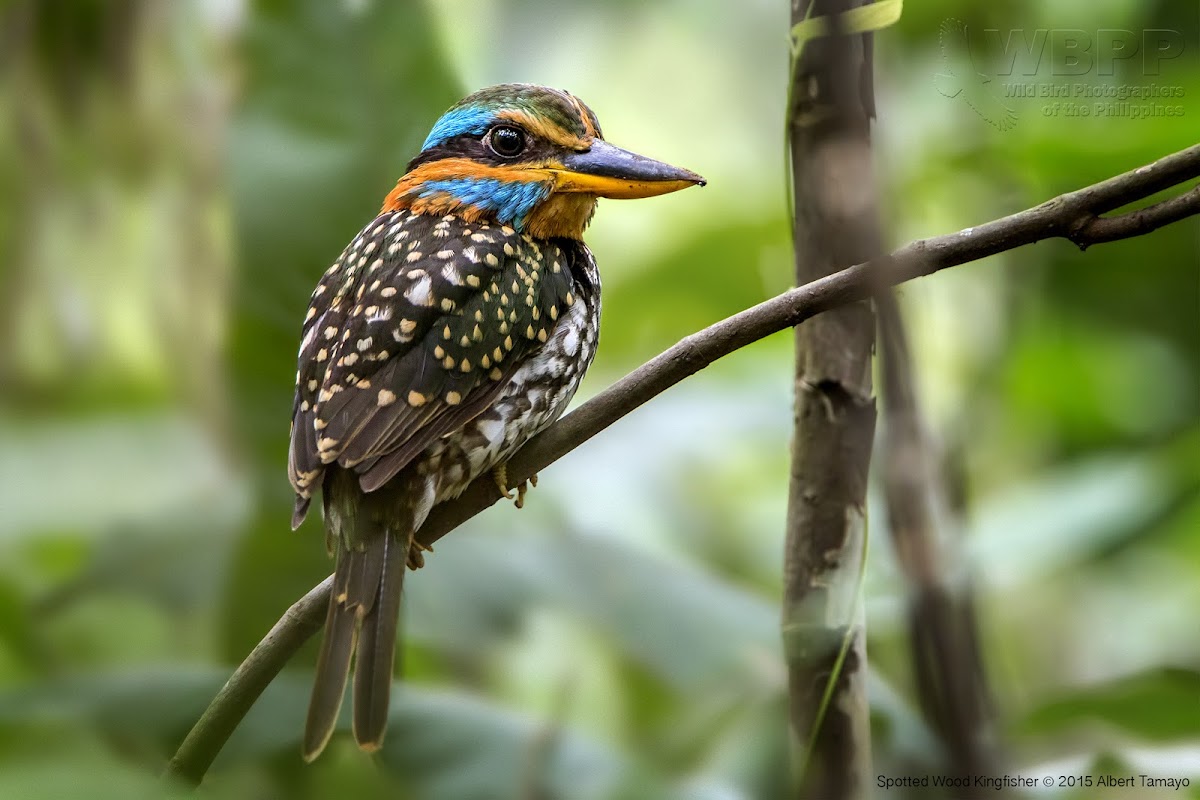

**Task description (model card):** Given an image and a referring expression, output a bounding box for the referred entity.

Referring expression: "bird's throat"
[522,193,597,240]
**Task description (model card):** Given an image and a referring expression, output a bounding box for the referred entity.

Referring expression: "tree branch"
[783,1,879,796]
[165,142,1200,786]
[876,295,998,790]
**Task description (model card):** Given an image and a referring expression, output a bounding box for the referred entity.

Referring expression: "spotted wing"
[288,211,575,518]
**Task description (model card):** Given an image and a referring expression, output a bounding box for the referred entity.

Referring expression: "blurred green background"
[0,1,1197,798]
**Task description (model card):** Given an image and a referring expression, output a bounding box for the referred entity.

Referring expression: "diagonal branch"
[165,142,1200,786]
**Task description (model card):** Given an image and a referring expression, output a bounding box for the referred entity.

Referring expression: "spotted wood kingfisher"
[288,84,704,760]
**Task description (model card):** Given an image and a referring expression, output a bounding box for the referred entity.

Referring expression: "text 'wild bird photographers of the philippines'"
[934,17,1196,130]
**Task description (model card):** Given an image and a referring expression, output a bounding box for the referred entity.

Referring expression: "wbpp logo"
[935,20,1190,129]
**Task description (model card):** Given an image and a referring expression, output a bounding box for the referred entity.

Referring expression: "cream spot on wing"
[366,307,392,324]
[378,389,396,406]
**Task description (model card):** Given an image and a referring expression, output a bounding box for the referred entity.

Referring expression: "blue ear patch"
[418,178,550,230]
[422,105,495,150]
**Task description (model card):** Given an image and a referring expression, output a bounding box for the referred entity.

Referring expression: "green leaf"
[1017,668,1200,743]
[376,686,631,800]
[0,669,647,798]
[0,757,182,800]
[531,532,780,691]
[967,455,1168,584]
[0,414,243,543]
[0,669,220,741]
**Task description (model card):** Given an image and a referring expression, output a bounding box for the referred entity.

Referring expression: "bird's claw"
[493,464,515,500]
[407,539,433,570]
[493,464,538,509]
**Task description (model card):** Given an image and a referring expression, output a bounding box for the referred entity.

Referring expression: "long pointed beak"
[553,139,705,199]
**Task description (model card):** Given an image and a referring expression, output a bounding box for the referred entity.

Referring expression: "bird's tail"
[302,471,415,761]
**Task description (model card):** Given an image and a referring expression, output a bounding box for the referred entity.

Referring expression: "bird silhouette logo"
[934,18,1018,131]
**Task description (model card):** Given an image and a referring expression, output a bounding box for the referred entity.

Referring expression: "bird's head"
[383,84,705,240]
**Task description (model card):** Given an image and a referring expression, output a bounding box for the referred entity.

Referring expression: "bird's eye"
[486,126,526,158]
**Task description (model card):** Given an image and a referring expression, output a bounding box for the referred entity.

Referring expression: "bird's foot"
[492,464,538,509]
[493,464,514,500]
[407,539,433,570]
[515,473,538,509]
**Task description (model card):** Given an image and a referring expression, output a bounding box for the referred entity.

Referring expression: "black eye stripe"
[406,130,554,172]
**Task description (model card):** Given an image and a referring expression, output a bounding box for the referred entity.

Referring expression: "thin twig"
[165,142,1200,786]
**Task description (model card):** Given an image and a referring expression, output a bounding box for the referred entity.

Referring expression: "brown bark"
[877,295,999,793]
[782,2,881,797]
